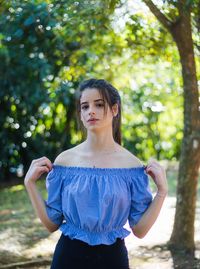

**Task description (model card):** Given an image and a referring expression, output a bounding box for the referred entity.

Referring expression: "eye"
[96,103,104,108]
[81,105,88,110]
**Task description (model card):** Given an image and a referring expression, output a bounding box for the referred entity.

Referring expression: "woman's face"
[80,88,118,131]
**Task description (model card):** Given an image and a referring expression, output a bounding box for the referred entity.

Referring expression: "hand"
[144,159,168,196]
[24,156,52,185]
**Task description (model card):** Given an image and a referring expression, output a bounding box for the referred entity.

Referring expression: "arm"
[132,192,167,238]
[24,157,59,233]
[132,159,168,238]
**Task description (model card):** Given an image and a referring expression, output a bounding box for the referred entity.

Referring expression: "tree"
[0,0,125,181]
[0,0,78,180]
[142,0,200,254]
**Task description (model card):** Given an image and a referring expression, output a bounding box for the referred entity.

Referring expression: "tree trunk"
[142,0,200,253]
[169,11,200,253]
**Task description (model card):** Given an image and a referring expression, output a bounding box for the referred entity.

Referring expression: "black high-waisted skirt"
[50,233,130,269]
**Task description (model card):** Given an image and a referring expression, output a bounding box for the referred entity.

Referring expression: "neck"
[83,130,118,153]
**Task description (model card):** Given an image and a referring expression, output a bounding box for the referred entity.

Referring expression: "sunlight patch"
[10,185,24,192]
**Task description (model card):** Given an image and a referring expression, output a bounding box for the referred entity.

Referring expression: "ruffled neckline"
[52,164,146,176]
[53,164,145,170]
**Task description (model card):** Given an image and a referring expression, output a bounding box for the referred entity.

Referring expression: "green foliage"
[0,1,65,178]
[1,0,192,181]
[117,59,183,161]
[0,0,121,180]
[125,14,172,58]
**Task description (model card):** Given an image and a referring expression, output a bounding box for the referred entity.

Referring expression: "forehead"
[80,88,103,103]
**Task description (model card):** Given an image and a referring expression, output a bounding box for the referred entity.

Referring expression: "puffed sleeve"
[128,170,153,227]
[45,168,64,226]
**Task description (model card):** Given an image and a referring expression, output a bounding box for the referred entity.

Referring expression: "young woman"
[24,79,168,269]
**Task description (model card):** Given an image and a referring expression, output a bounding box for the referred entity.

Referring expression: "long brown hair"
[75,78,122,145]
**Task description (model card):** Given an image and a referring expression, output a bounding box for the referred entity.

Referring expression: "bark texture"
[169,9,200,253]
[142,0,200,253]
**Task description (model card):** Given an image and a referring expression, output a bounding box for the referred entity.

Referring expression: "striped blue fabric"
[45,164,152,246]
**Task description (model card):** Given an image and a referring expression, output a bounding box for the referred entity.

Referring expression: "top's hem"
[59,222,131,246]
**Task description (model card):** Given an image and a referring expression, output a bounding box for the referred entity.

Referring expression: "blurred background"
[0,0,199,268]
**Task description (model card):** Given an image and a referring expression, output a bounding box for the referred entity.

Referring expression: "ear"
[112,103,118,117]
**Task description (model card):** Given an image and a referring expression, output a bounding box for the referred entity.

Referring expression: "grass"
[0,179,51,266]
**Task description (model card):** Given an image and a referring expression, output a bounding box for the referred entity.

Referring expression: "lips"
[87,118,99,122]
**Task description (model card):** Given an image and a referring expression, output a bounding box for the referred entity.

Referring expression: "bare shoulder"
[119,146,144,168]
[54,144,81,166]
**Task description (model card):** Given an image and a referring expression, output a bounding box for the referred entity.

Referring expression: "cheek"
[104,110,113,121]
[80,111,86,121]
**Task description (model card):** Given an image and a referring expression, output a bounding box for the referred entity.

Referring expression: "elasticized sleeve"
[128,171,153,228]
[45,168,63,226]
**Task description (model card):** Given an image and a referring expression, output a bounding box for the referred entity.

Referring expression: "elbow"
[133,232,146,239]
[47,226,58,233]
[43,221,59,233]
[131,227,148,239]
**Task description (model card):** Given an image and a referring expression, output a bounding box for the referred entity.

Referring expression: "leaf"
[14,29,24,38]
[24,15,35,26]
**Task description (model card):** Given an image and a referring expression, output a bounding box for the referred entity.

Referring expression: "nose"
[88,105,95,115]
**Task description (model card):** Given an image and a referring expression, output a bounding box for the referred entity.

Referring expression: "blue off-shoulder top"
[45,164,152,246]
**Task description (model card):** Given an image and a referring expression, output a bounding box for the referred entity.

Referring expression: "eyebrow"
[80,99,104,105]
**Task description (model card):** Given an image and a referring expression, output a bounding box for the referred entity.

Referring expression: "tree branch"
[142,0,172,31]
[177,0,191,18]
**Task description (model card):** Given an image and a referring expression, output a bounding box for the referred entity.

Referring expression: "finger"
[37,166,50,176]
[34,158,52,170]
[40,158,52,170]
[147,161,160,169]
[145,165,158,174]
[146,165,161,174]
[146,167,154,173]
[145,163,154,170]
